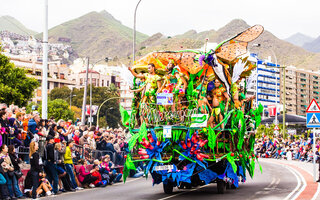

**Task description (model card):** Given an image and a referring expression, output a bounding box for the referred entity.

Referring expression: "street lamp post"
[96,97,121,128]
[133,0,142,64]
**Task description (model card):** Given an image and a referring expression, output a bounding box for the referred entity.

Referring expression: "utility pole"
[90,66,92,127]
[81,57,89,125]
[41,0,48,119]
[283,66,286,138]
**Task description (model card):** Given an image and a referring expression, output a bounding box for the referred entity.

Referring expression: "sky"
[1,0,319,39]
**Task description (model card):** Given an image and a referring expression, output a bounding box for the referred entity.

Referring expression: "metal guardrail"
[71,145,126,166]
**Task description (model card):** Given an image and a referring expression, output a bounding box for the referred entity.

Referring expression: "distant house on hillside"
[58,37,71,43]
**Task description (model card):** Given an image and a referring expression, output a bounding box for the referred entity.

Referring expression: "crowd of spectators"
[255,134,320,162]
[0,103,130,200]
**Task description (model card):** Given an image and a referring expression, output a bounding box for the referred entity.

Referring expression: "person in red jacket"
[91,164,107,187]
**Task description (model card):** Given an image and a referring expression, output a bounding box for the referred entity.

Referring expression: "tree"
[0,52,39,106]
[49,86,71,101]
[49,85,121,128]
[38,99,74,121]
[71,106,82,120]
[98,116,108,128]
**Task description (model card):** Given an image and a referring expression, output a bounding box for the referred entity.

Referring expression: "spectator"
[0,144,24,199]
[72,129,80,145]
[27,114,40,146]
[0,157,10,200]
[24,171,52,198]
[44,135,59,195]
[87,131,96,150]
[79,131,88,146]
[54,142,74,192]
[77,159,97,188]
[8,145,22,179]
[104,154,122,183]
[91,164,107,187]
[64,140,82,190]
[29,141,42,200]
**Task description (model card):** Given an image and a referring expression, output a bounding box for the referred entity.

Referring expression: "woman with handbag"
[8,145,23,180]
[29,141,43,200]
[0,144,24,199]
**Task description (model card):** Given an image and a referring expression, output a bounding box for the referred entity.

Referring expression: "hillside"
[285,33,315,47]
[133,19,320,70]
[42,10,148,60]
[0,15,38,35]
[303,36,320,53]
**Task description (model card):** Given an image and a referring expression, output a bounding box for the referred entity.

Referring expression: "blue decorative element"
[225,161,239,188]
[154,163,196,186]
[198,169,218,184]
[145,129,171,173]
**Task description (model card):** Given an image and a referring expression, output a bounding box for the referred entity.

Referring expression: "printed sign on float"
[190,114,208,127]
[163,126,172,138]
[156,93,173,105]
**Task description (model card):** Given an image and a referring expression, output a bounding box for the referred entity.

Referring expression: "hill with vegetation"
[0,15,37,35]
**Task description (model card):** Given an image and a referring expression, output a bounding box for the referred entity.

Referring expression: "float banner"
[190,114,208,127]
[157,93,173,105]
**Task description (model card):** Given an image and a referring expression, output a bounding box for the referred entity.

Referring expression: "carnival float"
[120,25,264,194]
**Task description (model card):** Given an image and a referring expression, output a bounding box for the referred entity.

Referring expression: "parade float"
[120,25,264,194]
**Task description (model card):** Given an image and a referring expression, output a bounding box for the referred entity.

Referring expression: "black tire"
[217,180,226,194]
[231,184,237,189]
[163,182,174,194]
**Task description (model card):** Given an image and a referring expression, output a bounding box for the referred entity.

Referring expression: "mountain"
[42,10,148,60]
[303,36,320,53]
[0,15,37,35]
[134,19,320,70]
[285,33,315,47]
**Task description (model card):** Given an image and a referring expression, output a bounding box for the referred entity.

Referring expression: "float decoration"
[122,25,265,193]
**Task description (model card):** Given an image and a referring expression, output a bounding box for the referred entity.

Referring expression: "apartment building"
[10,57,76,103]
[280,66,320,116]
[69,58,133,111]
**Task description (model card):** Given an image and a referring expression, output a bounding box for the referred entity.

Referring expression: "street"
[45,160,298,200]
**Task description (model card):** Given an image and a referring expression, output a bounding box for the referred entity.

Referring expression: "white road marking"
[311,182,320,200]
[283,165,302,200]
[260,160,305,200]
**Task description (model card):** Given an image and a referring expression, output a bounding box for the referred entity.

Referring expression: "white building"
[69,58,134,111]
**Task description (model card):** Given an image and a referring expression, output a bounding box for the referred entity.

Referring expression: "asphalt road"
[45,161,297,200]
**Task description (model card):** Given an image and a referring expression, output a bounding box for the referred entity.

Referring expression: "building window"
[35,71,41,76]
[300,73,306,77]
[54,82,58,88]
[80,78,83,85]
[107,81,109,86]
[102,80,104,86]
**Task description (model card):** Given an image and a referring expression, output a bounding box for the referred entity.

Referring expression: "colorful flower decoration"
[179,130,208,169]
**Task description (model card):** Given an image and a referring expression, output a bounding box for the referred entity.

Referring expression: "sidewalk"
[261,158,320,200]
